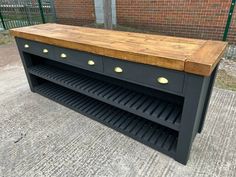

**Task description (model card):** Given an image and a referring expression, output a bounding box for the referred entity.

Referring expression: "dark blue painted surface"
[15,37,215,165]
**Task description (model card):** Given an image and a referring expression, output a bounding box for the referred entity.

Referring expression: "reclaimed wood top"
[10,23,227,76]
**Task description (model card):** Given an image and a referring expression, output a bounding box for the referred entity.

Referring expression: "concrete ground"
[0,44,236,177]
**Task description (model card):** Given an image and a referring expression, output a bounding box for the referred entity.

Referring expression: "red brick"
[116,0,235,43]
[54,0,95,26]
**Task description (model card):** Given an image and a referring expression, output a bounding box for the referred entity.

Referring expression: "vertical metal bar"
[37,0,45,23]
[0,6,6,29]
[12,3,18,28]
[24,5,31,25]
[27,2,33,26]
[223,0,235,41]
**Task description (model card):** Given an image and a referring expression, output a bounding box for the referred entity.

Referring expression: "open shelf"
[29,64,182,131]
[34,81,178,157]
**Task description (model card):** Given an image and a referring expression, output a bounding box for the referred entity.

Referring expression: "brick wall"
[54,0,236,44]
[54,0,95,26]
[116,0,235,43]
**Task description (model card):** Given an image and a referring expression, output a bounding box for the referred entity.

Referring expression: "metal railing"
[0,0,56,30]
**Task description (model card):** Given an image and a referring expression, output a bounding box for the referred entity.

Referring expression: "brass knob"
[24,44,29,48]
[60,53,67,59]
[114,67,123,73]
[43,49,48,53]
[157,77,168,84]
[88,60,95,66]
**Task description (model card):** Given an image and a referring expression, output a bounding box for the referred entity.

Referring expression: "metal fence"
[0,0,56,30]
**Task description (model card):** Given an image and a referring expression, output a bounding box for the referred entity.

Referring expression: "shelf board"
[34,82,177,157]
[29,64,182,131]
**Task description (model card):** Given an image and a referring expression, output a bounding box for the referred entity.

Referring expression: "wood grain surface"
[10,23,228,76]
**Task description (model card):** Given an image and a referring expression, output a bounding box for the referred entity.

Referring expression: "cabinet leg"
[198,66,218,133]
[175,74,206,164]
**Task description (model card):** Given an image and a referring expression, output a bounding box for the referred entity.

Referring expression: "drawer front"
[103,57,185,93]
[16,38,54,59]
[54,47,103,73]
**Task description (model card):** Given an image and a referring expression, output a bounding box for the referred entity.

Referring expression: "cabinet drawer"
[103,57,185,93]
[16,38,54,59]
[54,47,103,73]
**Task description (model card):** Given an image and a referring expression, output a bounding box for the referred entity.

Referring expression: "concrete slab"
[0,44,236,177]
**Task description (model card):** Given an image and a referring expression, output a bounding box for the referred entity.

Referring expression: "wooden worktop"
[10,23,227,76]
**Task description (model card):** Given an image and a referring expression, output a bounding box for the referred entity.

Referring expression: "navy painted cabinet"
[15,37,218,165]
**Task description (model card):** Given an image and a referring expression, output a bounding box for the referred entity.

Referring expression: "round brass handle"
[157,77,168,84]
[43,49,48,54]
[24,44,29,48]
[88,60,95,66]
[60,53,67,59]
[114,67,123,73]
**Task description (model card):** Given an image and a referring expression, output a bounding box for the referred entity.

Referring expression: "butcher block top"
[10,23,228,76]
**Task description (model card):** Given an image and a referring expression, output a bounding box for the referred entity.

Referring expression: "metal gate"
[0,0,56,30]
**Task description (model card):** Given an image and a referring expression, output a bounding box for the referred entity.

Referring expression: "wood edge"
[9,23,55,36]
[185,41,228,76]
[184,63,212,76]
[9,29,16,36]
